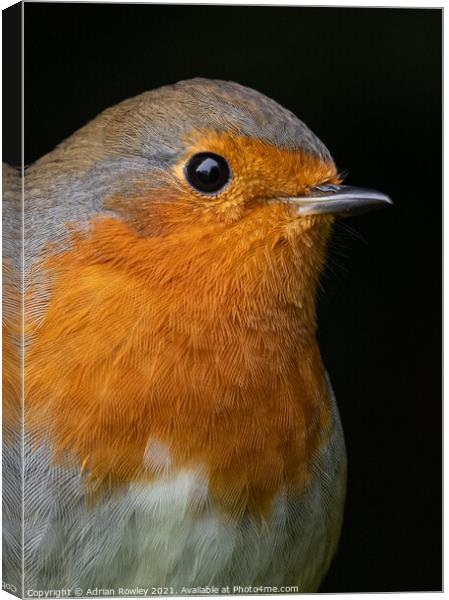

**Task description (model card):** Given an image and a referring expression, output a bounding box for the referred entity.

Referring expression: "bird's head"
[51,78,389,330]
[89,77,390,228]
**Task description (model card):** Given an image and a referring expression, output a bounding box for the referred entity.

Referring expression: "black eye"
[185,152,231,194]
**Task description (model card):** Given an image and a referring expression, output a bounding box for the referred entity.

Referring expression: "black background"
[15,2,443,593]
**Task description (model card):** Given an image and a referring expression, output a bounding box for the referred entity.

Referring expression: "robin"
[3,78,391,594]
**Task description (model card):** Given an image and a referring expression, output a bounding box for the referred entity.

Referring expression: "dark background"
[11,2,443,593]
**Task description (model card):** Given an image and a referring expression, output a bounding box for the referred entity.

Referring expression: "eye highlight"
[185,152,231,195]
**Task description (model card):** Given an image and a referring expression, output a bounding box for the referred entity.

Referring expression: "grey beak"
[282,184,393,217]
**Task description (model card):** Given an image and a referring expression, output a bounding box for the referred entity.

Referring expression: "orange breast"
[25,203,333,518]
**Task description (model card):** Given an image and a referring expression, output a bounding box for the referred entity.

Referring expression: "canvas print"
[2,3,442,597]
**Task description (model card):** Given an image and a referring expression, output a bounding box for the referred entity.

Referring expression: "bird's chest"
[26,257,332,518]
[23,231,346,591]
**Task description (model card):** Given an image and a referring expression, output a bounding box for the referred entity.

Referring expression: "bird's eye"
[185,152,231,194]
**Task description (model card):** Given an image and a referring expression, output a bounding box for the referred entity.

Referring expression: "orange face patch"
[178,129,338,202]
[25,133,337,519]
[105,130,340,235]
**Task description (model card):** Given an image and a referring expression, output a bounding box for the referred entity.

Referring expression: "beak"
[281,184,393,218]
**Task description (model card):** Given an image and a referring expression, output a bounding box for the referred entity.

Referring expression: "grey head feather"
[32,78,332,169]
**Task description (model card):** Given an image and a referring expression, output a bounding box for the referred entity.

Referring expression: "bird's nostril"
[313,184,340,195]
